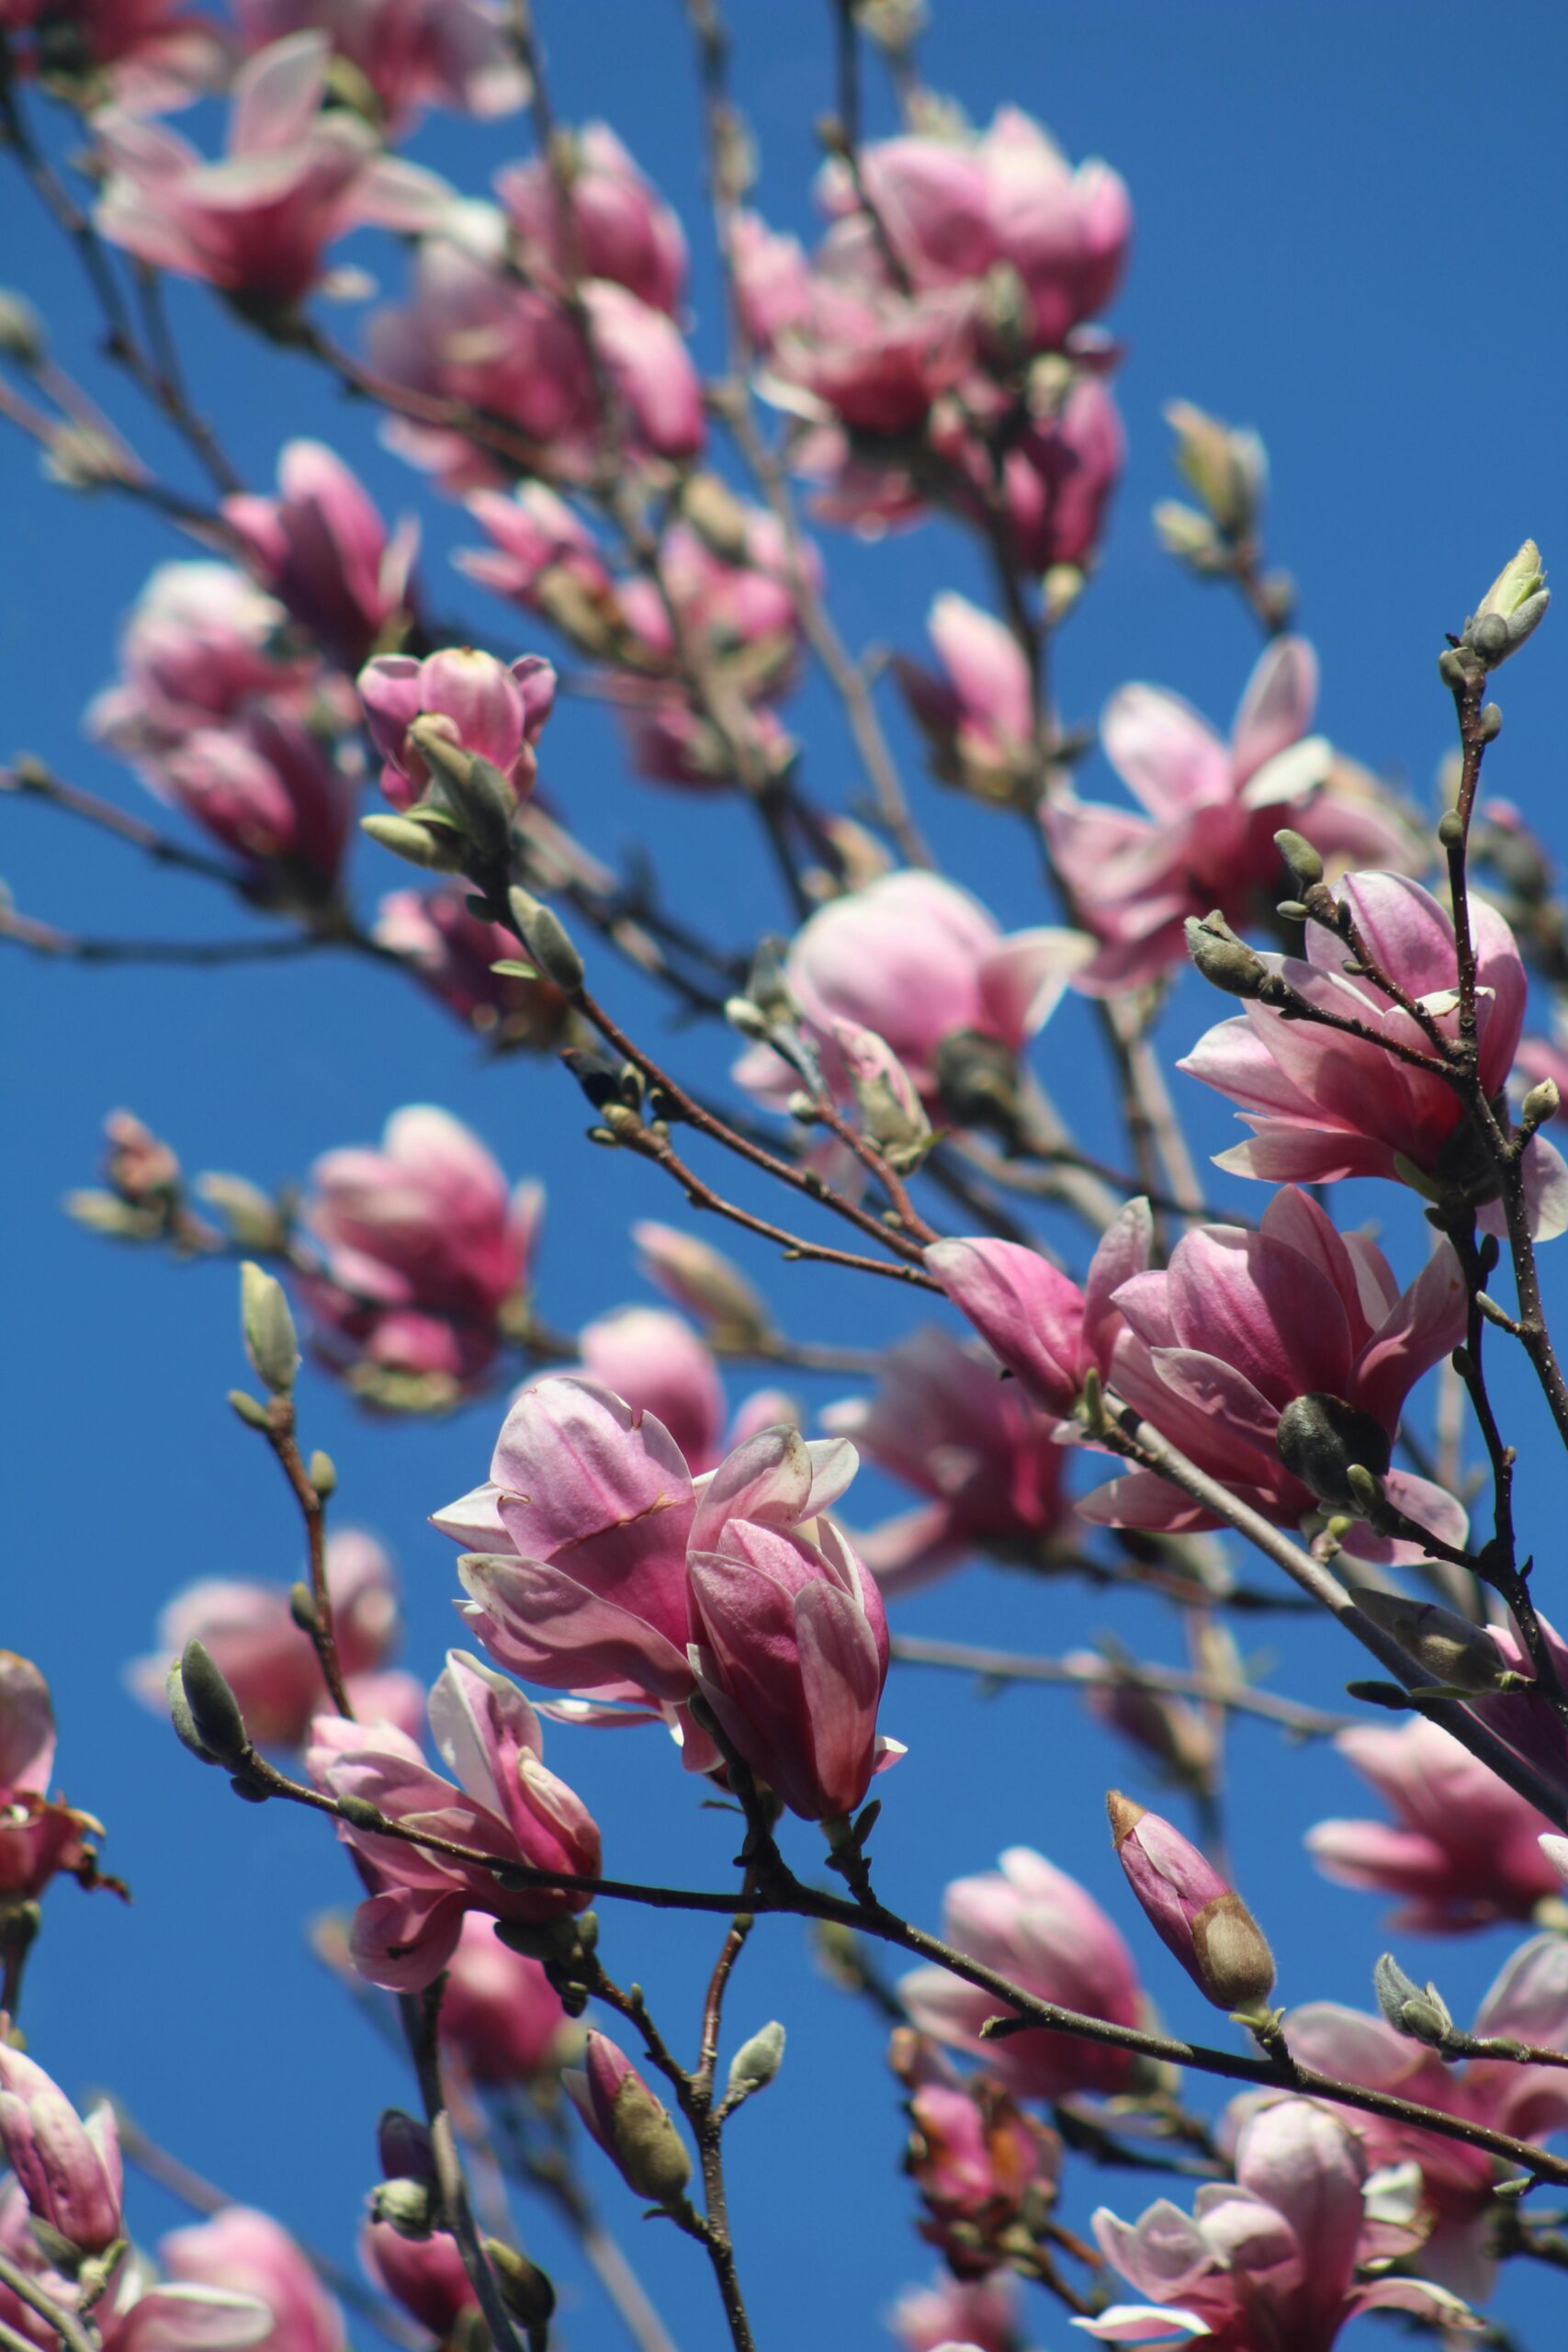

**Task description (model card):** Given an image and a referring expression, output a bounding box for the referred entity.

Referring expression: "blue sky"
[5,2,1568,2346]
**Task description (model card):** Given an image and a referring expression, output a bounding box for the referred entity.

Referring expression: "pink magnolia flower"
[0,2046,122,2256]
[0,1653,106,1901]
[631,1222,773,1349]
[1181,868,1568,1238]
[616,688,794,795]
[1307,1715,1561,1930]
[564,2031,691,2207]
[222,441,418,672]
[821,1329,1072,1597]
[934,373,1124,576]
[303,1106,542,1388]
[11,0,229,113]
[890,2272,1025,2352]
[925,1197,1151,1424]
[94,34,455,312]
[615,513,813,676]
[360,2223,476,2339]
[455,483,615,616]
[374,886,572,1046]
[897,594,1036,796]
[235,0,527,130]
[497,123,686,316]
[1108,1793,1274,2014]
[577,1307,727,1476]
[1269,1932,1568,2302]
[89,562,310,758]
[1082,1184,1469,1564]
[129,1529,416,1749]
[895,2037,1060,2279]
[145,705,359,895]
[160,2211,343,2352]
[358,647,556,812]
[437,1910,572,2086]
[736,871,1090,1110]
[1044,639,1421,994]
[899,1847,1145,2102]
[1079,2097,1476,2346]
[729,210,812,351]
[307,1650,600,1990]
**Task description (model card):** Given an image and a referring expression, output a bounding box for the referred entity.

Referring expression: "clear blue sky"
[5,3,1568,2346]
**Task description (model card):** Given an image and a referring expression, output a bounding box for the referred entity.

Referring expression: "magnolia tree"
[6,4,1568,2349]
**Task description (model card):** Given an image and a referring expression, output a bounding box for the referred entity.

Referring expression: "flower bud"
[632,1223,774,1349]
[240,1261,298,1394]
[1465,538,1550,667]
[378,2109,436,2183]
[362,812,468,872]
[1184,911,1273,1001]
[832,1020,931,1167]
[407,720,515,859]
[176,1639,250,1767]
[1348,1589,1508,1693]
[1108,1791,1275,2014]
[1372,1951,1453,2049]
[725,2021,785,2106]
[482,2241,555,2327]
[1153,500,1224,570]
[507,887,585,996]
[1273,829,1324,889]
[566,2033,692,2208]
[370,2180,436,2239]
[1274,1392,1393,1511]
[1164,401,1266,539]
[1522,1078,1562,1134]
[166,1660,222,1765]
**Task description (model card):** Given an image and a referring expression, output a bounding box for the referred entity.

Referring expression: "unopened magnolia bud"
[1273,828,1324,888]
[378,2110,435,2183]
[361,811,466,871]
[508,886,585,995]
[1153,500,1223,568]
[1108,1791,1275,2015]
[609,2082,690,2205]
[166,1660,222,1765]
[1522,1078,1562,1133]
[0,290,46,366]
[1349,1589,1508,1693]
[308,1450,337,1498]
[288,1582,318,1634]
[241,1261,298,1393]
[1190,1894,1278,2014]
[407,720,514,859]
[195,1174,284,1251]
[370,2179,436,2239]
[1465,539,1550,667]
[632,1223,774,1348]
[1274,1392,1393,1510]
[1437,648,1474,693]
[482,2242,555,2326]
[228,1388,272,1430]
[177,1638,249,1766]
[1185,911,1272,1001]
[724,994,771,1041]
[931,1027,1021,1135]
[1478,702,1504,741]
[1164,400,1266,539]
[725,2021,784,2105]
[1373,1951,1453,2048]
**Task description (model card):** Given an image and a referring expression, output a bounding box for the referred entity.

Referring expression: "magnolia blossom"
[1109,1793,1274,2014]
[374,887,572,1046]
[7,0,228,113]
[897,594,1038,798]
[1266,1933,1568,2301]
[899,1847,1145,2101]
[890,2271,1024,2352]
[94,34,455,311]
[1079,2097,1477,2346]
[303,1106,542,1388]
[1082,1185,1469,1563]
[437,1911,572,2086]
[736,871,1089,1110]
[497,123,686,315]
[1307,1716,1562,1930]
[235,0,527,129]
[307,1650,600,1990]
[358,647,556,811]
[0,1653,105,1900]
[895,2036,1060,2279]
[1044,639,1421,993]
[455,483,615,616]
[160,2211,344,2352]
[577,1306,728,1475]
[146,707,359,894]
[936,372,1124,576]
[129,1530,417,1748]
[0,2046,122,2256]
[222,442,418,672]
[90,563,310,757]
[821,1329,1071,1596]
[0,2193,269,2352]
[361,2222,477,2339]
[1181,869,1568,1237]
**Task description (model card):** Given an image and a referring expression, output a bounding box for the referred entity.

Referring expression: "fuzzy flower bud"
[1164,401,1267,539]
[1348,1590,1510,1694]
[566,2033,692,2208]
[1465,538,1549,667]
[1107,1791,1275,2014]
[725,2022,785,2106]
[1522,1077,1562,1133]
[1273,828,1325,889]
[1184,911,1274,1001]
[1273,1392,1393,1512]
[369,2180,436,2240]
[175,1639,251,1767]
[1372,1951,1454,2049]
[241,1261,298,1394]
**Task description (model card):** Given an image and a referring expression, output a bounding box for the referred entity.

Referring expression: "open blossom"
[129,1530,417,1748]
[497,123,686,316]
[438,1911,572,2086]
[374,887,572,1046]
[359,648,556,811]
[222,442,418,673]
[94,34,455,311]
[89,562,310,757]
[1081,1184,1469,1563]
[577,1307,728,1475]
[736,871,1090,1111]
[303,1106,541,1389]
[1079,2096,1477,2346]
[6,0,228,113]
[361,2222,476,2339]
[235,0,527,130]
[308,1651,600,1990]
[899,1848,1145,2101]
[821,1329,1071,1597]
[1044,639,1421,993]
[0,2188,269,2352]
[160,2211,344,2352]
[0,2046,122,2256]
[1266,1933,1568,2302]
[0,1654,106,1901]
[1181,868,1568,1237]
[146,707,359,895]
[1307,1715,1562,1930]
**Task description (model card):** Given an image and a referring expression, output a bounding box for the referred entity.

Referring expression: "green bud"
[1522,1078,1561,1133]
[370,2179,436,2239]
[607,2076,693,2207]
[483,2242,556,2327]
[1273,828,1324,888]
[1478,702,1504,741]
[1190,1894,1276,2012]
[1153,499,1224,568]
[241,1261,299,1393]
[166,1661,222,1765]
[1274,1392,1393,1511]
[1164,400,1267,539]
[288,1582,318,1634]
[227,1388,273,1430]
[1373,1951,1453,2048]
[1466,538,1550,668]
[335,1793,385,1832]
[1184,911,1274,1001]
[725,2020,784,2106]
[361,811,467,872]
[308,1450,337,1498]
[506,886,584,996]
[177,1639,249,1766]
[1349,1589,1509,1694]
[0,290,46,367]
[195,1173,285,1251]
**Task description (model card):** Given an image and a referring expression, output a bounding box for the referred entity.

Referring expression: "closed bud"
[407,719,514,859]
[567,2033,692,2209]
[1164,401,1266,539]
[240,1262,298,1393]
[1522,1078,1562,1133]
[166,1661,222,1765]
[1437,648,1475,693]
[0,290,46,367]
[1109,1790,1275,2015]
[483,2242,555,2326]
[361,811,467,872]
[1153,500,1223,569]
[377,2110,435,2183]
[1478,702,1504,741]
[1185,911,1273,1001]
[1273,828,1324,888]
[679,472,752,563]
[725,2021,784,2106]
[1349,1589,1509,1693]
[370,2180,436,2239]
[931,1027,1021,1137]
[227,1388,272,1430]
[505,890,584,996]
[1373,1951,1453,2049]
[195,1174,285,1252]
[632,1223,774,1349]
[724,995,771,1041]
[1190,1894,1279,2014]
[1465,538,1550,667]
[1274,1391,1393,1510]
[288,1583,318,1634]
[177,1638,249,1766]
[308,1450,337,1498]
